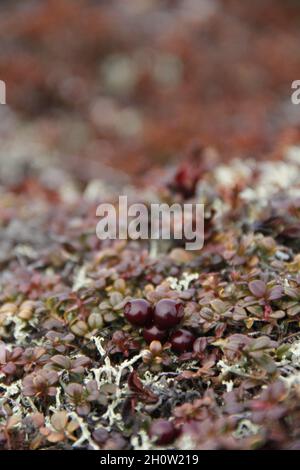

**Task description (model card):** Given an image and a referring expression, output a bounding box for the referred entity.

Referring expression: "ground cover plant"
[2,147,300,450]
[1,0,300,451]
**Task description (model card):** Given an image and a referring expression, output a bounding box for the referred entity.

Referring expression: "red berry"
[143,325,167,344]
[170,328,195,353]
[153,299,184,329]
[149,419,177,445]
[124,299,153,326]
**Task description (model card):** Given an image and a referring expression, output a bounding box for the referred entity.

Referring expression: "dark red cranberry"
[170,328,195,353]
[149,419,177,445]
[153,299,184,329]
[124,299,153,326]
[143,325,167,344]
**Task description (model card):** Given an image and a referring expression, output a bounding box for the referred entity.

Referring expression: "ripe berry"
[143,325,167,344]
[153,299,184,329]
[124,299,153,326]
[149,419,177,445]
[170,328,195,353]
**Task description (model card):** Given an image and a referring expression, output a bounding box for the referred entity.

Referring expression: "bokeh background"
[0,0,300,188]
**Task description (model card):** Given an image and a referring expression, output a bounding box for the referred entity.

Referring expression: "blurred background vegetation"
[0,0,300,187]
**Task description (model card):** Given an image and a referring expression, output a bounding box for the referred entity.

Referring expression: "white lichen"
[90,336,146,428]
[131,429,156,450]
[69,411,99,450]
[222,379,234,392]
[278,340,300,388]
[167,272,199,291]
[72,266,92,291]
[234,419,261,439]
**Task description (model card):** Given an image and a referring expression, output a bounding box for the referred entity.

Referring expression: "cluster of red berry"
[124,298,195,353]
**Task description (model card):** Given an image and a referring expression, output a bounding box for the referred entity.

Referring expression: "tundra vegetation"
[1,0,300,451]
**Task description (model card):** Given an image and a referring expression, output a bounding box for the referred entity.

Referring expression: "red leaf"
[249,280,266,298]
[128,370,158,404]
